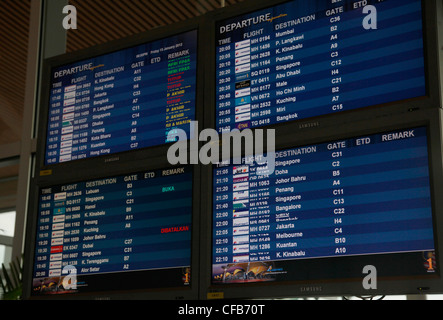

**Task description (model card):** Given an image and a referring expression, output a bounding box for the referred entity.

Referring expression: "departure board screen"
[46,30,197,165]
[212,127,436,284]
[215,0,426,133]
[32,166,193,296]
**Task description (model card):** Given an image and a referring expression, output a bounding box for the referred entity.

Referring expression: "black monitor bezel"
[199,108,443,299]
[23,154,202,300]
[34,17,207,181]
[203,0,442,138]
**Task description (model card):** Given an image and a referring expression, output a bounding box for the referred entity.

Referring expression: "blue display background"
[46,31,198,165]
[215,0,426,132]
[212,127,435,269]
[33,167,193,280]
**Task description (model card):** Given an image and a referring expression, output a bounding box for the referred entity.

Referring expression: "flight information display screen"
[215,0,426,133]
[32,166,193,296]
[212,127,436,284]
[46,30,197,165]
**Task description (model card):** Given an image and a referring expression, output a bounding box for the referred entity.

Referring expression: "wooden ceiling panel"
[0,0,31,146]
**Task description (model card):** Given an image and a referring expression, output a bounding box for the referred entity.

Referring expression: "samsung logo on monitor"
[300,286,323,293]
[299,121,320,129]
[104,156,120,163]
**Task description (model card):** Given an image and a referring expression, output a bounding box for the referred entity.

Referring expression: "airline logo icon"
[62,121,72,127]
[233,244,249,254]
[63,106,75,114]
[235,113,251,123]
[233,174,249,183]
[52,215,65,223]
[54,192,66,201]
[233,166,249,175]
[235,63,250,74]
[233,235,249,245]
[233,217,249,227]
[64,91,76,100]
[235,39,250,50]
[235,104,251,114]
[235,96,251,106]
[54,201,66,207]
[50,245,63,253]
[236,121,251,130]
[233,182,248,191]
[235,87,250,98]
[52,230,64,238]
[59,154,72,163]
[51,237,64,246]
[50,253,63,261]
[233,191,249,200]
[63,98,76,107]
[235,80,251,90]
[233,200,248,210]
[52,223,65,231]
[235,56,251,66]
[235,47,250,58]
[233,255,249,263]
[62,112,75,121]
[233,226,249,235]
[49,261,62,269]
[64,85,77,93]
[236,72,250,82]
[61,134,73,142]
[233,210,249,218]
[49,269,62,277]
[60,147,72,156]
[60,140,73,149]
[61,126,74,135]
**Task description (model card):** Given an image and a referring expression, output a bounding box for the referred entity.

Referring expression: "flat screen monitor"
[214,0,429,133]
[43,29,198,166]
[28,165,196,299]
[208,111,443,298]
